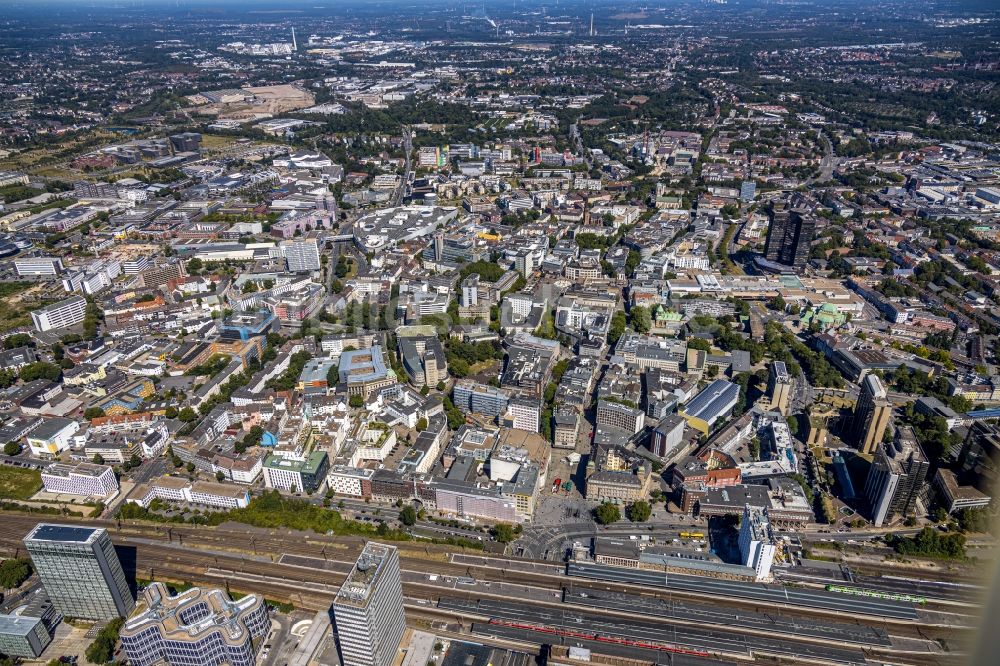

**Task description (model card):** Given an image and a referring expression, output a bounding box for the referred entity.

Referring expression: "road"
[790,368,814,414]
[391,126,413,206]
[130,457,168,485]
[813,130,838,183]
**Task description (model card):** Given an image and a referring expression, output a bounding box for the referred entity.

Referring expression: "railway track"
[0,514,977,649]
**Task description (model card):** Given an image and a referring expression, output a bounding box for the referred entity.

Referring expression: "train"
[487,618,711,657]
[824,584,927,605]
[679,532,704,539]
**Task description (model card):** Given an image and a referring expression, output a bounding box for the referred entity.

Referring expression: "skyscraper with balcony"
[864,427,929,526]
[763,204,815,268]
[23,524,135,621]
[767,361,793,416]
[852,373,893,455]
[332,543,406,666]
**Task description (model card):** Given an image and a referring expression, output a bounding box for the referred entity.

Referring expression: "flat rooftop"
[334,542,397,608]
[26,523,99,544]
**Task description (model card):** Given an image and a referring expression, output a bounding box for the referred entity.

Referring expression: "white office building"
[504,397,541,433]
[327,466,375,497]
[280,238,322,272]
[738,504,777,581]
[121,583,268,666]
[332,543,406,666]
[41,462,119,497]
[15,256,64,277]
[30,295,87,332]
[128,478,251,510]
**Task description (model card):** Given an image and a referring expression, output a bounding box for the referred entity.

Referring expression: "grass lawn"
[0,465,43,500]
[0,184,43,203]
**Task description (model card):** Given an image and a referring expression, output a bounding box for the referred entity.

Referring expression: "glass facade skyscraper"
[23,524,135,621]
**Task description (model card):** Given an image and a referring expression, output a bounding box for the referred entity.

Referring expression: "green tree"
[84,618,123,665]
[887,527,966,559]
[415,417,428,432]
[349,394,364,408]
[399,505,417,526]
[593,502,621,525]
[607,310,627,346]
[0,558,32,589]
[3,441,20,456]
[178,407,198,422]
[629,305,651,334]
[686,337,712,352]
[957,507,990,533]
[628,500,652,522]
[18,361,61,382]
[3,333,33,349]
[84,406,105,420]
[491,523,517,543]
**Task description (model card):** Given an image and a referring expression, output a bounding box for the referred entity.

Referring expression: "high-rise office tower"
[432,231,445,262]
[864,427,930,526]
[332,543,406,666]
[23,524,135,621]
[852,374,893,455]
[280,238,322,272]
[767,360,793,416]
[461,274,480,308]
[763,204,815,268]
[738,505,777,581]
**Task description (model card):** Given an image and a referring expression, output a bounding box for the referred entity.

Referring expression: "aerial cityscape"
[0,0,997,664]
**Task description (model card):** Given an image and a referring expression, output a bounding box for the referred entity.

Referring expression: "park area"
[0,464,43,501]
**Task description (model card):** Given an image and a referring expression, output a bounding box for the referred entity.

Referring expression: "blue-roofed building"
[219,310,277,341]
[298,358,337,393]
[338,345,397,399]
[679,379,740,435]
